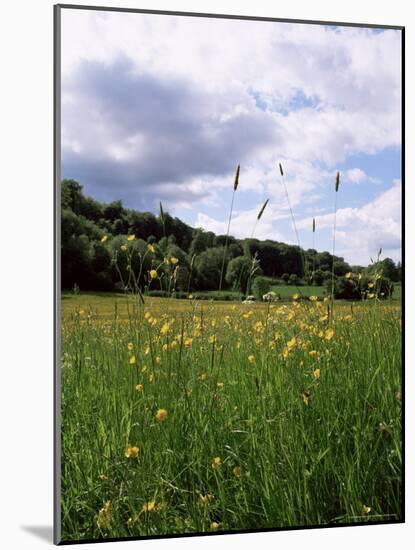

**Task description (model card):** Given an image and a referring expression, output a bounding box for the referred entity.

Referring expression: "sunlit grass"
[60,294,402,542]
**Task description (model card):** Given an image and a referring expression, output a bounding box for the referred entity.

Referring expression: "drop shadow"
[21,525,53,543]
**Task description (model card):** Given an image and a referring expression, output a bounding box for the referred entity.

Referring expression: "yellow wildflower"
[216,382,224,389]
[248,355,255,364]
[345,272,352,279]
[313,368,321,379]
[97,473,108,481]
[147,243,155,253]
[149,269,158,279]
[199,493,214,505]
[171,340,178,350]
[170,257,179,264]
[362,504,371,514]
[97,500,112,531]
[198,373,208,381]
[292,293,300,300]
[135,383,143,393]
[233,466,242,478]
[287,337,297,349]
[302,390,311,405]
[160,322,170,335]
[127,234,135,241]
[155,408,168,422]
[210,522,222,530]
[129,355,136,365]
[324,328,334,341]
[212,456,222,469]
[142,500,156,513]
[120,244,127,251]
[125,444,140,458]
[309,350,318,358]
[100,235,108,243]
[184,337,193,348]
[368,282,374,288]
[367,293,375,299]
[127,342,134,351]
[309,295,318,301]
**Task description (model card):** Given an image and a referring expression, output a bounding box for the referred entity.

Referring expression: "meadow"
[60,291,402,542]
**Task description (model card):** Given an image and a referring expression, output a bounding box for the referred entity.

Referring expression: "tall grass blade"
[219,164,240,292]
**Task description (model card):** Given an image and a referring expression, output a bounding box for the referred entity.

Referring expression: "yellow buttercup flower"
[142,500,156,513]
[160,322,170,335]
[127,342,134,351]
[127,234,135,241]
[120,244,127,251]
[324,328,334,341]
[125,444,140,458]
[302,390,311,405]
[199,493,214,505]
[309,295,318,301]
[368,282,374,288]
[100,235,108,243]
[362,504,371,514]
[287,337,297,350]
[149,269,158,279]
[233,466,242,478]
[97,500,112,531]
[292,293,300,300]
[184,337,193,348]
[313,368,321,379]
[367,293,375,299]
[345,272,352,279]
[135,384,143,393]
[147,243,155,253]
[170,257,179,264]
[248,355,255,364]
[155,408,168,422]
[309,350,318,358]
[129,355,136,365]
[212,456,222,469]
[210,521,222,530]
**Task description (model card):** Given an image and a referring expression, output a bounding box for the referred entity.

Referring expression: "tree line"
[61,179,402,295]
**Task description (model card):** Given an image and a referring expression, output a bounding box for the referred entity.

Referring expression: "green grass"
[270,284,327,298]
[60,294,402,542]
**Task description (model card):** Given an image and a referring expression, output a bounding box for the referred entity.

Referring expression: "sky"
[60,8,402,267]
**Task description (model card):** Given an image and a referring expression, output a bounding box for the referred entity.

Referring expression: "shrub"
[288,273,298,286]
[252,276,271,300]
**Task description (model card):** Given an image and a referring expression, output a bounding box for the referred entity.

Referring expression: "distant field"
[270,284,327,298]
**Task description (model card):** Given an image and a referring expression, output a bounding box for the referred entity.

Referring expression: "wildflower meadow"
[60,285,402,541]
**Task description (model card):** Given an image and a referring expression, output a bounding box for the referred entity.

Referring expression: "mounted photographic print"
[54,4,404,544]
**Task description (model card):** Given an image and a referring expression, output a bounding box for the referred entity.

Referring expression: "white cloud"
[298,179,401,264]
[345,167,380,184]
[60,9,402,264]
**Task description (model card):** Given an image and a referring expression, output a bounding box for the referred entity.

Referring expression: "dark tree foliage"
[60,179,359,293]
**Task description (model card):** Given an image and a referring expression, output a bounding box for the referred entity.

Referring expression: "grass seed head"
[234,164,240,190]
[335,171,340,192]
[257,199,269,220]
